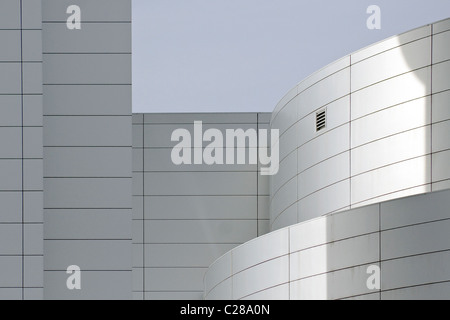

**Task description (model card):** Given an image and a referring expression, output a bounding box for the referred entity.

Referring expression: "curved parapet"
[204,189,450,300]
[270,18,450,230]
[204,18,450,301]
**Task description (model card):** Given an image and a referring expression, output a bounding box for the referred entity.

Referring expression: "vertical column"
[0,0,24,301]
[0,0,44,300]
[42,0,132,299]
[132,114,144,300]
[21,0,44,301]
[257,113,271,236]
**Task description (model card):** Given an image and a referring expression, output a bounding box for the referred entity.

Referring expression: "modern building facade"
[42,0,133,300]
[1,0,133,300]
[132,113,271,299]
[0,0,44,300]
[269,19,449,230]
[0,0,449,300]
[204,190,450,300]
[204,18,450,300]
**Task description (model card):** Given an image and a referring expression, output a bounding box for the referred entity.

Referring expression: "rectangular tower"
[41,0,133,299]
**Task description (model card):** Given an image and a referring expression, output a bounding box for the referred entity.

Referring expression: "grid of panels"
[270,19,450,231]
[42,0,132,299]
[132,113,271,300]
[205,190,450,300]
[0,0,44,301]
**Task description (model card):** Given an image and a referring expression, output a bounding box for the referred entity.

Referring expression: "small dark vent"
[316,109,326,132]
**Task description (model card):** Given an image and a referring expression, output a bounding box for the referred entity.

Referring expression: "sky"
[132,0,450,113]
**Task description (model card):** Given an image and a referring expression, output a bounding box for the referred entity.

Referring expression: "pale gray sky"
[132,0,450,113]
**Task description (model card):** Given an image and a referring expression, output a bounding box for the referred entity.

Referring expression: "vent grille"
[316,109,326,132]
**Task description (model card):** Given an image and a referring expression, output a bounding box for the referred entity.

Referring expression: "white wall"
[132,113,271,300]
[270,18,450,230]
[205,18,450,301]
[42,0,133,300]
[0,0,43,300]
[204,190,450,300]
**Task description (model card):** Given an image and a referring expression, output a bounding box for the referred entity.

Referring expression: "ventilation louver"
[316,109,326,132]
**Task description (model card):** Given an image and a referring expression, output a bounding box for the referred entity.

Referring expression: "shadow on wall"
[268,24,436,230]
[349,29,432,208]
[204,20,450,300]
[289,205,381,300]
[321,25,433,300]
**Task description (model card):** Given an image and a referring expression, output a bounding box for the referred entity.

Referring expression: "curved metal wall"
[270,18,450,230]
[204,190,450,300]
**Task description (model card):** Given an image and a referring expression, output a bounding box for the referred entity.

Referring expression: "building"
[0,0,132,300]
[0,0,449,300]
